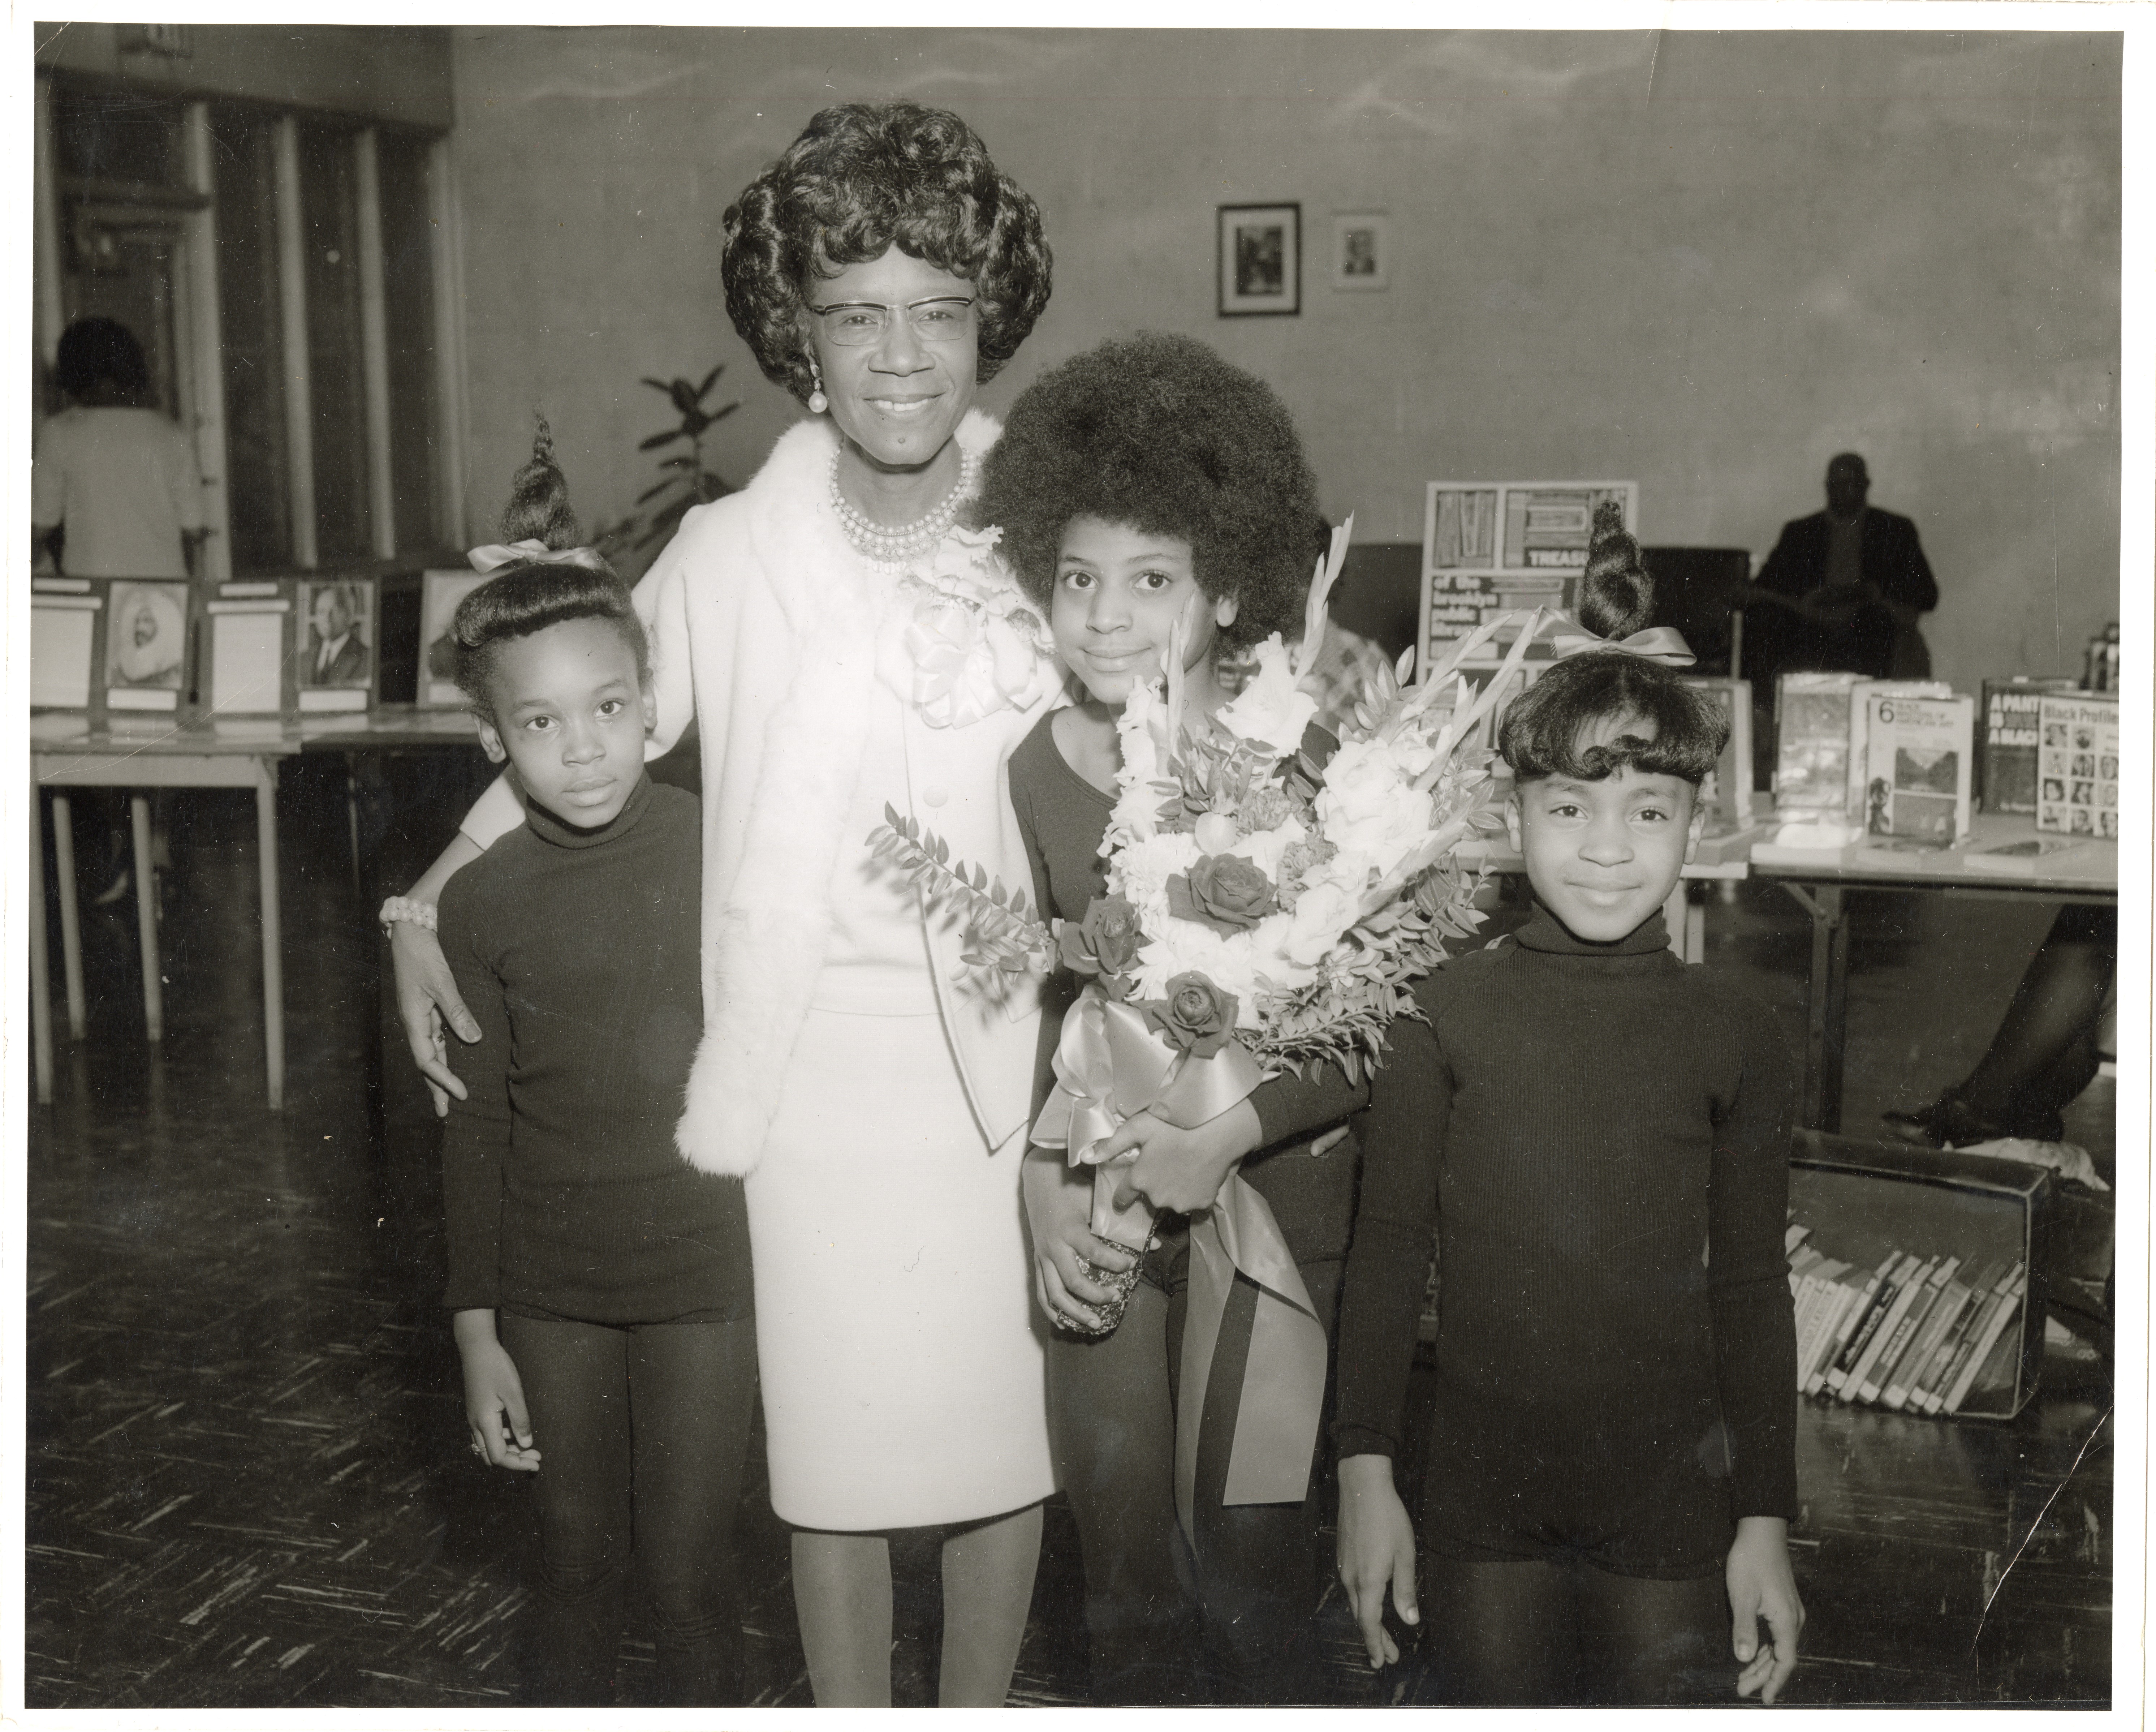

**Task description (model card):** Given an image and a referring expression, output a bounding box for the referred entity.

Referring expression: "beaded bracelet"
[379,895,439,938]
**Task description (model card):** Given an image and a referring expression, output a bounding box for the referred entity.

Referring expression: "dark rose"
[1167,853,1277,935]
[1142,972,1239,1059]
[1058,895,1144,996]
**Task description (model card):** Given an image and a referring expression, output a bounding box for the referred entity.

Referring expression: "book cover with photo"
[1861,691,1973,845]
[1979,676,2079,813]
[2036,691,2119,840]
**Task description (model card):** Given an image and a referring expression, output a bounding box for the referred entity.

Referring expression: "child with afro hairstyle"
[1330,505,1804,1707]
[975,331,1368,1705]
[434,425,755,1705]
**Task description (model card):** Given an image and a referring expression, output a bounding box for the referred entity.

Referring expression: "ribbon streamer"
[1175,1175,1329,1543]
[1030,989,1329,1550]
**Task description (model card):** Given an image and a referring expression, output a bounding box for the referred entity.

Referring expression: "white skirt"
[747,1006,1055,1530]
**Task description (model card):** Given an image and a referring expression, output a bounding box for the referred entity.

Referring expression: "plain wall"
[447,27,2121,689]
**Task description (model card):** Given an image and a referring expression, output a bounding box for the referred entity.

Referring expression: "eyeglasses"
[805,296,976,348]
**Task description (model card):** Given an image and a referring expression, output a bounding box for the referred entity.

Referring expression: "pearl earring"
[807,361,828,416]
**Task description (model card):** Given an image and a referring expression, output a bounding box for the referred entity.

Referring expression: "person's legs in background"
[1887,906,2117,1146]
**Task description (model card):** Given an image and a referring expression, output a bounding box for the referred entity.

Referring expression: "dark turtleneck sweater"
[437,774,753,1325]
[1331,904,1798,1555]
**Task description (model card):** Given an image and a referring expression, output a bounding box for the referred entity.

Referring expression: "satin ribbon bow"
[466,540,608,575]
[1030,989,1330,1549]
[1545,617,1696,667]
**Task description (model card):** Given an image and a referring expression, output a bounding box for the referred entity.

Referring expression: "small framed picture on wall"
[1218,203,1300,317]
[1331,211,1391,292]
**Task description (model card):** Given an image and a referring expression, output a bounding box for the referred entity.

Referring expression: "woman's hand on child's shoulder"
[1336,1453,1419,1671]
[1727,1515,1803,1704]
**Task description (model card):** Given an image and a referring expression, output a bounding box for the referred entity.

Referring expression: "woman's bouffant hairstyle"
[973,332,1324,649]
[57,317,151,401]
[1499,502,1726,786]
[452,420,649,721]
[722,102,1053,405]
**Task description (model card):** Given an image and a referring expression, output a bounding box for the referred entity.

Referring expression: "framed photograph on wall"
[1331,211,1390,291]
[103,580,190,715]
[419,570,491,708]
[295,577,377,712]
[1218,203,1300,316]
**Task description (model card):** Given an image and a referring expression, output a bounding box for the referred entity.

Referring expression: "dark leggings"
[1047,1256,1343,1705]
[497,1311,756,1706]
[1413,1554,1728,1706]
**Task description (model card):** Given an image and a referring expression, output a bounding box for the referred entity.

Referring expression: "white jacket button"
[922,785,949,807]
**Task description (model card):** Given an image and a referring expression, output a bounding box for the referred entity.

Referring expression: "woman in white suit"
[388,102,1061,1705]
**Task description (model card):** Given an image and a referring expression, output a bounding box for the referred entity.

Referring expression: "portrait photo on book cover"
[297,580,374,690]
[104,580,188,693]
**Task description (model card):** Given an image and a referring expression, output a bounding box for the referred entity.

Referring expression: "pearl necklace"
[829,446,979,571]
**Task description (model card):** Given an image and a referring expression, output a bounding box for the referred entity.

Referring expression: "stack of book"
[1786,1231,2028,1417]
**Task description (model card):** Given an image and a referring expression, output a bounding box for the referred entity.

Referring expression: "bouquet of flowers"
[870,520,1564,1335]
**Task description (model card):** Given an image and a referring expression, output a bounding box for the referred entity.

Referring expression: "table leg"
[258,773,285,1111]
[1780,881,1848,1131]
[51,793,86,1039]
[131,794,164,1043]
[31,794,53,1106]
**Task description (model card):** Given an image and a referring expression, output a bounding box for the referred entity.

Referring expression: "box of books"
[1787,1134,2049,1421]
[2036,691,2119,841]
[1979,676,2078,813]
[1860,690,1974,844]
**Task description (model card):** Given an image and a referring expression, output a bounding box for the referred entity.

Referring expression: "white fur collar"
[674,409,1004,1179]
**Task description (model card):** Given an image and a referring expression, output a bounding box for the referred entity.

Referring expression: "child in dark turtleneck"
[434,428,753,1707]
[1331,506,1803,1708]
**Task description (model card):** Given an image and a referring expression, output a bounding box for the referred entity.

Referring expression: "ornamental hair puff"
[1578,498,1655,640]
[1501,503,1725,785]
[451,420,647,719]
[973,331,1321,648]
[721,102,1052,406]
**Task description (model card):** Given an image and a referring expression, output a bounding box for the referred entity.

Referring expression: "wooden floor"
[22,760,2114,1709]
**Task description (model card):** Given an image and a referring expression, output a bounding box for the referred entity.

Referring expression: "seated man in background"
[1747,451,1938,683]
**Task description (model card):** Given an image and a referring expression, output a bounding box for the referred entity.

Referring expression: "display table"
[1745,814,2118,1131]
[31,718,303,1109]
[28,708,487,1111]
